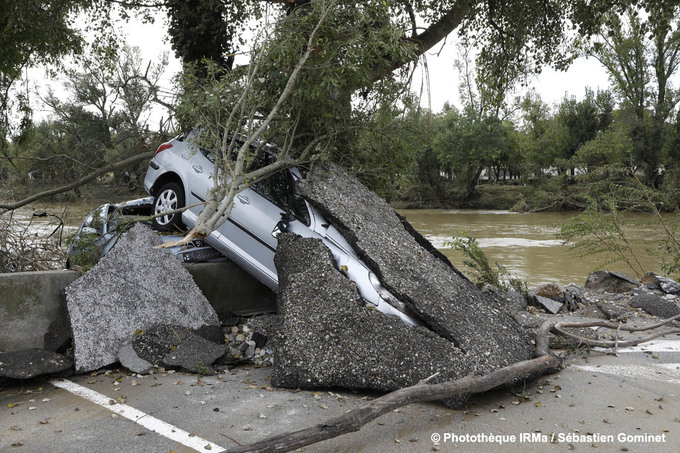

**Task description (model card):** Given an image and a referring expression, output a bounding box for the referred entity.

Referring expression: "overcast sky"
[32,12,613,123]
[122,14,613,115]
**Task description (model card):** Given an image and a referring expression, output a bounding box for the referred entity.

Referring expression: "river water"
[399,209,671,286]
[7,199,673,286]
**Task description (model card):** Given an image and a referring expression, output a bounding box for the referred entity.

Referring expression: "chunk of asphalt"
[297,162,534,374]
[129,325,227,373]
[274,234,477,407]
[162,333,228,373]
[117,343,154,375]
[630,293,680,318]
[0,349,73,381]
[585,271,639,293]
[64,224,220,373]
[534,295,564,315]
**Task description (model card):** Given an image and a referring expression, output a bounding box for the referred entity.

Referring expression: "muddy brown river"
[399,209,673,286]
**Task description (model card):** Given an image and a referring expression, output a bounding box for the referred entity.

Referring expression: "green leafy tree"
[433,105,515,198]
[587,3,680,184]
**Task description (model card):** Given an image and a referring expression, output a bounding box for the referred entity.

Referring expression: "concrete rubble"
[3,162,680,414]
[64,223,221,373]
[296,162,536,378]
[272,234,471,406]
[585,270,640,293]
[630,291,680,318]
[0,349,72,382]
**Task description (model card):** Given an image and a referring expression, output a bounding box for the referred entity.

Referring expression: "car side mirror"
[272,213,292,238]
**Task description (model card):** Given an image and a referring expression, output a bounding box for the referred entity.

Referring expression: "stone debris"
[630,292,680,319]
[64,223,220,373]
[125,325,226,373]
[641,272,680,294]
[297,162,535,378]
[0,349,72,382]
[222,318,274,367]
[272,234,471,406]
[117,343,154,374]
[585,271,639,293]
[534,295,564,315]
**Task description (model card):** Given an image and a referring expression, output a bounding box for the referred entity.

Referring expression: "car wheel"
[152,182,185,231]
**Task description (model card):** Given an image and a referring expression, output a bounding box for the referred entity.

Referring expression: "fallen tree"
[0,151,153,212]
[230,314,680,453]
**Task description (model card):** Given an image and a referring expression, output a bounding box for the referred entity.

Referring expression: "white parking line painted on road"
[578,364,680,385]
[50,378,226,452]
[599,339,680,354]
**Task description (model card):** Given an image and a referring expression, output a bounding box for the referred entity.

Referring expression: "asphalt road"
[2,337,679,453]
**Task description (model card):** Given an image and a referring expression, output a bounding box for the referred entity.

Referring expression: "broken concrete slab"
[162,334,228,373]
[630,292,680,318]
[128,325,227,373]
[640,272,680,294]
[584,271,639,293]
[297,162,534,374]
[272,234,472,405]
[0,349,72,381]
[64,224,220,373]
[117,343,154,375]
[534,295,564,314]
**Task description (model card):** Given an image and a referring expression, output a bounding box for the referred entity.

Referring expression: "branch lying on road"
[229,316,680,453]
[0,151,153,212]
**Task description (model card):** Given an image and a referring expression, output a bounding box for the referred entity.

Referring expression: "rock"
[640,272,680,294]
[117,343,154,374]
[584,271,639,293]
[244,340,256,358]
[534,295,564,314]
[162,334,228,373]
[630,293,680,318]
[503,290,529,312]
[251,331,268,349]
[297,162,534,374]
[129,325,227,373]
[273,235,498,407]
[530,283,565,300]
[596,302,627,320]
[0,349,72,381]
[64,224,220,373]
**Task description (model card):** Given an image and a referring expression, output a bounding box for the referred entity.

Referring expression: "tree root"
[228,315,680,453]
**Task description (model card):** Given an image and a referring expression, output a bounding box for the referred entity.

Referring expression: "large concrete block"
[65,224,220,372]
[297,162,534,375]
[272,235,470,406]
[0,270,79,351]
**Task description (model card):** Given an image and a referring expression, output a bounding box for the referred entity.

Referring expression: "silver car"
[143,133,420,326]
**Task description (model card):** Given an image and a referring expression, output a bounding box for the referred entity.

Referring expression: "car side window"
[249,153,310,226]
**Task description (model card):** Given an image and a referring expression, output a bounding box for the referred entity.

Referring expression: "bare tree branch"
[0,151,153,212]
[229,315,680,453]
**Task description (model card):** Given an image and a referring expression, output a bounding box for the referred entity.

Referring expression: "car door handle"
[237,194,250,205]
[192,165,203,173]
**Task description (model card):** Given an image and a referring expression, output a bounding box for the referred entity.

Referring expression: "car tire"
[152,181,185,231]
